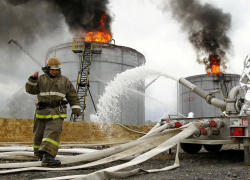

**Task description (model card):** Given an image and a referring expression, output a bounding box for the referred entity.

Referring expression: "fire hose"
[0,125,180,169]
[0,121,202,180]
[0,147,98,154]
[0,126,180,170]
[0,118,224,180]
[36,122,201,180]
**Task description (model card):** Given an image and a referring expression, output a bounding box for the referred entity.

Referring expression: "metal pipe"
[179,77,226,110]
[226,86,240,115]
[228,86,240,98]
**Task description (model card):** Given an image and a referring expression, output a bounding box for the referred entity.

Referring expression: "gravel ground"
[1,144,250,180]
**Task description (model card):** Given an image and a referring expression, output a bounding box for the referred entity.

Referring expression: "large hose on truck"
[179,77,226,110]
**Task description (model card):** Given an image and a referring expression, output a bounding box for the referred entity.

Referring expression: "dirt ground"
[0,118,250,180]
[0,118,153,143]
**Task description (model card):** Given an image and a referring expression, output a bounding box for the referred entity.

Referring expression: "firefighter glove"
[72,108,81,116]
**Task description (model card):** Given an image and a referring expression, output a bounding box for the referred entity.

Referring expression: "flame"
[207,55,221,74]
[85,14,112,43]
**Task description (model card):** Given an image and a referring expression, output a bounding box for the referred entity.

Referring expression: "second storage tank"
[178,74,241,118]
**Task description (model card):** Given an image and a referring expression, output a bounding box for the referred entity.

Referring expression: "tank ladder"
[71,39,101,121]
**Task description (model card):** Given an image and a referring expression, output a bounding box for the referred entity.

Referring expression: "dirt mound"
[0,118,155,143]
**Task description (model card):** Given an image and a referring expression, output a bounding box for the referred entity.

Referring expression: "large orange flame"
[207,55,221,74]
[85,14,112,43]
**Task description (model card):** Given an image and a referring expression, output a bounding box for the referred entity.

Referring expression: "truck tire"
[203,144,222,152]
[180,143,202,154]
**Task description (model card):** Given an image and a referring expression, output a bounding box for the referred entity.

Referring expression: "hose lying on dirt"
[0,126,177,169]
[36,122,202,180]
[0,141,130,148]
[0,122,191,169]
[0,122,202,180]
[0,147,98,154]
[0,151,66,160]
[0,146,98,154]
[0,127,180,171]
[38,144,181,180]
[0,149,138,162]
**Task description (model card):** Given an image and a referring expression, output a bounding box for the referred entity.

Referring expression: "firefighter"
[25,57,81,167]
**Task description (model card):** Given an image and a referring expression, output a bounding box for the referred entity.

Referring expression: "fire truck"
[161,76,250,165]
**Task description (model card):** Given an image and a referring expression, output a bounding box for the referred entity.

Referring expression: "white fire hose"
[0,124,180,169]
[0,147,98,154]
[0,121,202,180]
[0,127,180,170]
[35,122,202,180]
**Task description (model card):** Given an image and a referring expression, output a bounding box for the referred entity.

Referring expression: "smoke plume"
[162,0,232,73]
[48,0,112,36]
[4,0,112,38]
[0,0,112,76]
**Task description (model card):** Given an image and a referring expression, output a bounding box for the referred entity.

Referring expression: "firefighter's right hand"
[72,108,81,116]
[33,71,39,78]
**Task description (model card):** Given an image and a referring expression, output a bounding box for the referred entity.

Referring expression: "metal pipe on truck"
[179,77,226,110]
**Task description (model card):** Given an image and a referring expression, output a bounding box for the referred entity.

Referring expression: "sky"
[1,0,250,122]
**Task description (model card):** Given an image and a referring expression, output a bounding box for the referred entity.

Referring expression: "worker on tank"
[239,54,250,115]
[25,57,81,167]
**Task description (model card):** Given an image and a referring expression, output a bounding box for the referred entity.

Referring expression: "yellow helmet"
[47,57,62,69]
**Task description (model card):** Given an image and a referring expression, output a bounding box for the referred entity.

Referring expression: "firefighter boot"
[41,152,61,167]
[38,156,43,161]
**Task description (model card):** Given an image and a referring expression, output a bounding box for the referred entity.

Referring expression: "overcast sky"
[1,0,250,122]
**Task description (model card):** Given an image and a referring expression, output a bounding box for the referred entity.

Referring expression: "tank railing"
[109,39,115,45]
[179,77,226,111]
[72,38,85,52]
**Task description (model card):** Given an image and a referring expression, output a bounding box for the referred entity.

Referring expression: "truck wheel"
[203,144,222,152]
[180,143,202,154]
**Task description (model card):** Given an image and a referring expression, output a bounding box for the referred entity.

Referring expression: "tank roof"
[185,73,241,79]
[47,42,145,60]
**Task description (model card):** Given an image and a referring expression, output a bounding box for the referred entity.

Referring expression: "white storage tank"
[46,42,146,125]
[178,74,240,118]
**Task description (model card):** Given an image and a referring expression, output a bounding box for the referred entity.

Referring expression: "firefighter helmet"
[46,57,62,69]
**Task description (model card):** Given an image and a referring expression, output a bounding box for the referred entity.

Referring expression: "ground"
[0,118,250,180]
[1,145,249,180]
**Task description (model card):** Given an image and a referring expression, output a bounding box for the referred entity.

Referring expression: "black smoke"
[1,0,112,46]
[0,0,112,111]
[4,0,112,37]
[164,0,232,73]
[0,0,112,76]
[48,0,112,35]
[0,0,63,46]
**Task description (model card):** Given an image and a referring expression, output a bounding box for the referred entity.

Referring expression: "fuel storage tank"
[46,42,146,125]
[178,74,240,118]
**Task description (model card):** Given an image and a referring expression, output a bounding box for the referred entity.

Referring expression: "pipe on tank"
[179,77,226,110]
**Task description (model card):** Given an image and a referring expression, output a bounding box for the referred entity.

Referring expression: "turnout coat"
[25,71,81,119]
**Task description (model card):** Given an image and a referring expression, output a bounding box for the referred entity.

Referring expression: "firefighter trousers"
[33,117,64,157]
